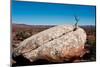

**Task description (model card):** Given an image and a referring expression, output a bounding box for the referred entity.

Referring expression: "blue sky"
[12,0,96,25]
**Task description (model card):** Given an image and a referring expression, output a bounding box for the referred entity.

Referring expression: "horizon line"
[12,23,96,26]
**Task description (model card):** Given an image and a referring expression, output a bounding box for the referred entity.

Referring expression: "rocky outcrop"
[13,25,87,62]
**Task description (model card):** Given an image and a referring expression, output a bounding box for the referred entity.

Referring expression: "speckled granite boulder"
[14,25,87,62]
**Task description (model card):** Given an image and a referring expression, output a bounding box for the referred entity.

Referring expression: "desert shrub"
[87,39,96,46]
[15,31,31,41]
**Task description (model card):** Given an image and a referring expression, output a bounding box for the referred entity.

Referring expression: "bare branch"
[74,15,80,30]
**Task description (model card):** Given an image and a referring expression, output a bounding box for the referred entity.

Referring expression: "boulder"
[13,25,87,62]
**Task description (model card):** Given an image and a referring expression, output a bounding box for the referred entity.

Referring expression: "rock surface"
[13,25,87,62]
